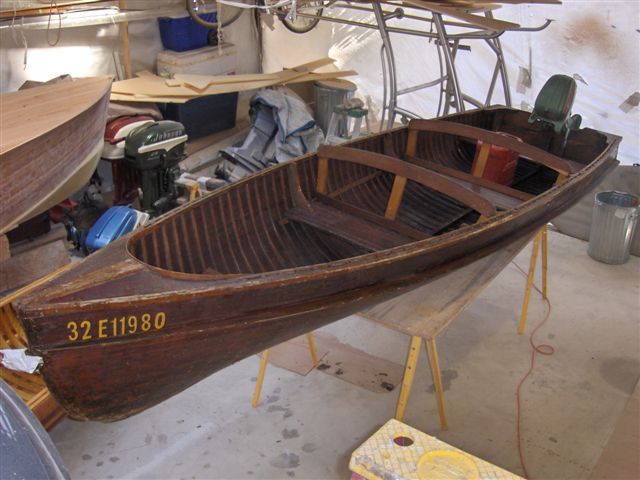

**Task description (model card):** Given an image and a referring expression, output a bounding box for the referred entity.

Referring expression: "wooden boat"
[0,76,112,235]
[14,107,620,421]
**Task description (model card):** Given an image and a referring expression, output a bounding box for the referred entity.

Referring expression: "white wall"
[262,1,639,165]
[0,1,260,92]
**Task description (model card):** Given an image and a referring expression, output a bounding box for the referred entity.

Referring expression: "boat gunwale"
[22,108,622,313]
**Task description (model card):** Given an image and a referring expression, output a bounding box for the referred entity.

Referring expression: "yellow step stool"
[349,419,524,480]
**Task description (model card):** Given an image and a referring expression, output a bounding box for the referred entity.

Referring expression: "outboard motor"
[124,120,188,216]
[529,74,582,151]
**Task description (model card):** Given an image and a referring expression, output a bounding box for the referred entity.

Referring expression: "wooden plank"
[287,57,336,72]
[404,0,521,30]
[171,72,283,91]
[112,68,358,102]
[118,0,132,79]
[287,70,358,85]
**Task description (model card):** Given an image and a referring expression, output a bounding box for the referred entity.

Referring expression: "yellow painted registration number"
[67,312,166,341]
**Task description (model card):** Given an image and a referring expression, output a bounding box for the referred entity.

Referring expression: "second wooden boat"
[14,107,620,421]
[0,76,112,235]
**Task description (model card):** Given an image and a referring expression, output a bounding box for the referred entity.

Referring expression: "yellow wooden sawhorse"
[251,332,319,408]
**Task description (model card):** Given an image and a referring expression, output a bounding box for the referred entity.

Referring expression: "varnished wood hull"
[360,233,534,339]
[0,77,112,235]
[15,107,620,421]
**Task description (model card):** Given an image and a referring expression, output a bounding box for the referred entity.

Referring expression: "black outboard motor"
[124,120,188,216]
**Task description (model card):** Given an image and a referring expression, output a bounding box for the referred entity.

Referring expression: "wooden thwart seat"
[406,119,577,178]
[285,145,498,251]
[287,203,414,251]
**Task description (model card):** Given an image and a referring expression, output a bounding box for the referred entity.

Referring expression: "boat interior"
[128,108,610,277]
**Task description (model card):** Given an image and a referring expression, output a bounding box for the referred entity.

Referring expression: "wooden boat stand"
[518,224,549,334]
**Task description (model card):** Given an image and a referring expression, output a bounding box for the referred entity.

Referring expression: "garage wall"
[0,1,260,92]
[262,1,639,165]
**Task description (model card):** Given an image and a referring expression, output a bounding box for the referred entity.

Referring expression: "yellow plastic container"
[349,419,523,480]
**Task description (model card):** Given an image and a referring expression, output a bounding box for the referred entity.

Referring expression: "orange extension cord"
[511,261,555,480]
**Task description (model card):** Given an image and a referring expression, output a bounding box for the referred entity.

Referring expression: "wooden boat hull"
[360,233,534,339]
[15,107,620,421]
[0,77,112,235]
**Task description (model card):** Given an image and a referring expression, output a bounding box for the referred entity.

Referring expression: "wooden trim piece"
[408,119,574,176]
[316,157,329,194]
[385,175,408,221]
[118,0,132,79]
[288,164,312,211]
[471,142,492,177]
[317,145,497,217]
[406,129,419,158]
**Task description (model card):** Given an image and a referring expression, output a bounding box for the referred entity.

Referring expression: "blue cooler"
[158,13,217,52]
[85,206,139,252]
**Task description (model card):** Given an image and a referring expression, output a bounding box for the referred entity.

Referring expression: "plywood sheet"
[268,334,329,376]
[312,332,404,393]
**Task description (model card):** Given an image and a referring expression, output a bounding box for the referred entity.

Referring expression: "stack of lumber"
[389,0,561,31]
[111,58,357,103]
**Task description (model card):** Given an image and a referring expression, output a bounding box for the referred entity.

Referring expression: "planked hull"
[0,77,112,235]
[15,107,620,421]
[360,233,534,339]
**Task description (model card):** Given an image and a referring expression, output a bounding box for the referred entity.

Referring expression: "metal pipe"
[433,12,463,112]
[397,78,445,96]
[373,2,398,129]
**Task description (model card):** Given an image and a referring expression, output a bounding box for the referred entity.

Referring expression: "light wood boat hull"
[15,107,620,421]
[0,77,112,235]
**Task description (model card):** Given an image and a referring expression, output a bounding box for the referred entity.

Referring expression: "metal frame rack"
[276,1,551,129]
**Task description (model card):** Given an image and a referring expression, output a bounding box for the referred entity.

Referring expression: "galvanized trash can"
[314,79,357,136]
[588,191,640,264]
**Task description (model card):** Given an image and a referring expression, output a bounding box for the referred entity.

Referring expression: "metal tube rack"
[278,1,551,128]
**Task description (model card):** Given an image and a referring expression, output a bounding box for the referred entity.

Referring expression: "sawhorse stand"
[251,332,318,407]
[518,225,548,334]
[396,336,448,429]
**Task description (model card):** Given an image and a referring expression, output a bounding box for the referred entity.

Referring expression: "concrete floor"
[50,231,640,479]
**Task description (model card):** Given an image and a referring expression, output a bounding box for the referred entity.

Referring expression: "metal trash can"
[313,79,357,135]
[588,191,640,264]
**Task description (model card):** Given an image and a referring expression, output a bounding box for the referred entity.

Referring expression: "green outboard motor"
[529,74,582,135]
[124,120,187,216]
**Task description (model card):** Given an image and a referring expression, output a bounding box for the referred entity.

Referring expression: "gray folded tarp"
[220,89,323,182]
